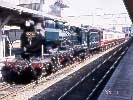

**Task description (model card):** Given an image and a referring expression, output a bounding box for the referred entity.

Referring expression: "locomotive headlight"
[46,63,49,66]
[25,20,34,27]
[29,63,31,66]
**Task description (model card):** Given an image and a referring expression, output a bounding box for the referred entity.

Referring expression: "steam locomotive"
[1,18,126,83]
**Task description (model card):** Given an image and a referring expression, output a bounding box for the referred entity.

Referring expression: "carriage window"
[55,21,64,29]
[45,20,55,28]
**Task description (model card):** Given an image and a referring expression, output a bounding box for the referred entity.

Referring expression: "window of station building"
[7,29,23,43]
[45,20,55,28]
[108,34,113,39]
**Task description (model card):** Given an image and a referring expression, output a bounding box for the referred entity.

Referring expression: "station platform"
[98,43,133,100]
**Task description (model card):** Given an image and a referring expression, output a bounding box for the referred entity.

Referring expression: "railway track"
[0,53,107,99]
[0,82,19,98]
[0,62,84,100]
[0,58,85,100]
[0,82,12,91]
[57,44,129,100]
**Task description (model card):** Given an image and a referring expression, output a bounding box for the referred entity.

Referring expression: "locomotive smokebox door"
[26,32,36,45]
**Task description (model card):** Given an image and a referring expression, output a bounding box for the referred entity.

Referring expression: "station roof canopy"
[123,0,133,23]
[0,1,65,26]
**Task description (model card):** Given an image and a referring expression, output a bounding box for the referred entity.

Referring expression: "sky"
[62,0,128,16]
[60,0,132,31]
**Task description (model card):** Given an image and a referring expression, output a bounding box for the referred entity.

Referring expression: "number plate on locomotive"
[26,32,36,38]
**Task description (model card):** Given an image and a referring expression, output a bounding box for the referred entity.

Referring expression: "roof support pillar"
[0,15,12,59]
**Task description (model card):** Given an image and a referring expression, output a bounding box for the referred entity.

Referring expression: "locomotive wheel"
[1,66,18,83]
[22,66,38,81]
[34,68,42,77]
[41,67,47,77]
[1,66,10,82]
[45,63,53,75]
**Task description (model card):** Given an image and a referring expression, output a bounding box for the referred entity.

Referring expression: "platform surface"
[98,43,133,100]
